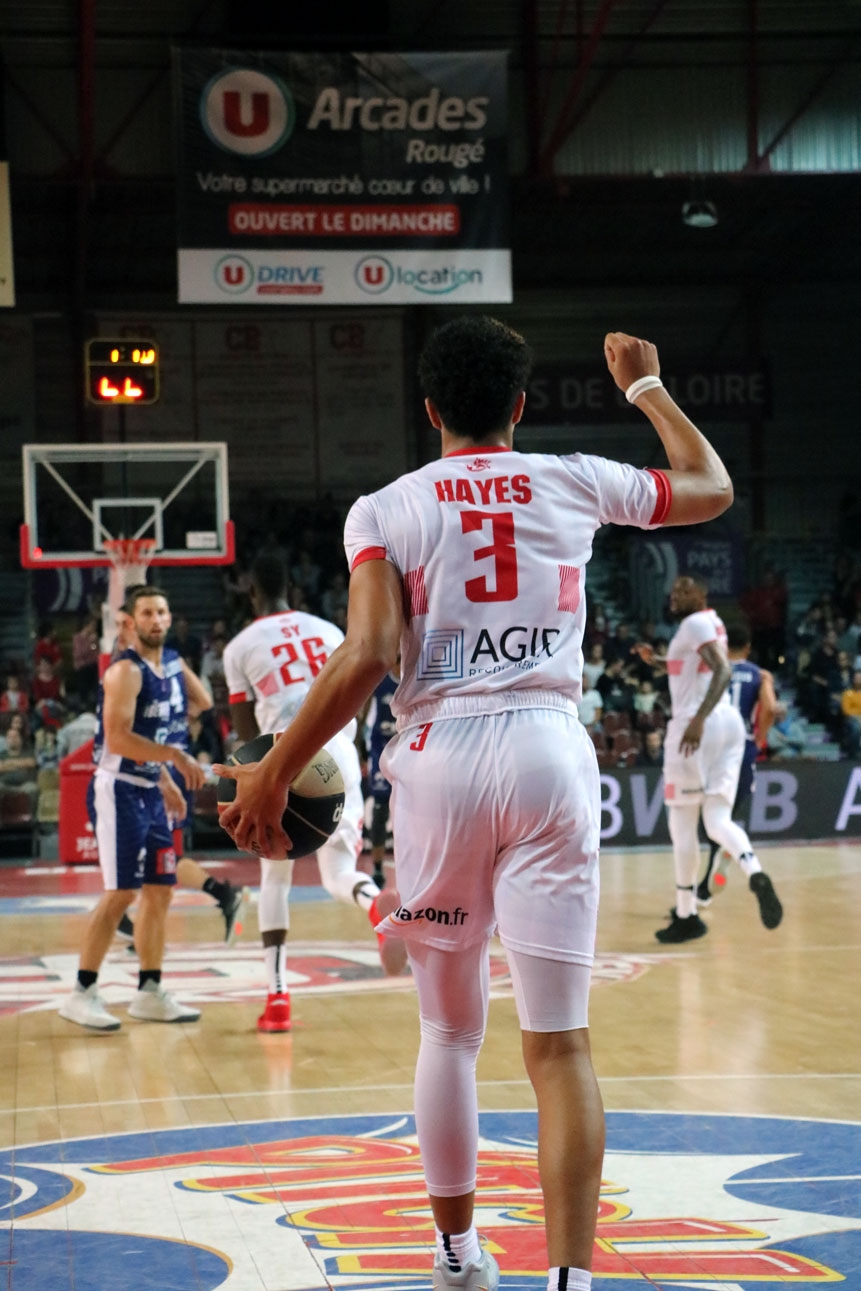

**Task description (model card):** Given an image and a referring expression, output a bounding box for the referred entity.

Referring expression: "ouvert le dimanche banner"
[174,49,511,306]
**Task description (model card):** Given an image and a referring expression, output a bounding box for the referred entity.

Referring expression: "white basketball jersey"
[666,607,729,719]
[343,446,669,720]
[223,610,357,742]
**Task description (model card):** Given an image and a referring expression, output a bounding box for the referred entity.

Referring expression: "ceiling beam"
[538,0,619,176]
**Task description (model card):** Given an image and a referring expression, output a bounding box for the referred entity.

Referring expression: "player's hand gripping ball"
[217,732,345,859]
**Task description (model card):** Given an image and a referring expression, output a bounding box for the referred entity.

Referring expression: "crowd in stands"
[1,513,860,843]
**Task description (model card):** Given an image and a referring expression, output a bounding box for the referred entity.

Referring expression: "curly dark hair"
[417,315,533,439]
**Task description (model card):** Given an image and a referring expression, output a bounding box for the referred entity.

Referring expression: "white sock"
[352,880,378,912]
[548,1267,591,1290]
[737,850,762,877]
[436,1227,481,1272]
[676,884,697,918]
[263,943,288,995]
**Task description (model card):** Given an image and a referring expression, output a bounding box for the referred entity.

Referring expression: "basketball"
[217,732,345,859]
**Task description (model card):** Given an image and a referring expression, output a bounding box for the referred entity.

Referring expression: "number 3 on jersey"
[271,637,329,686]
[462,510,518,602]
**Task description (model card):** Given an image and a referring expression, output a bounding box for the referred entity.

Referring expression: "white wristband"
[625,375,663,404]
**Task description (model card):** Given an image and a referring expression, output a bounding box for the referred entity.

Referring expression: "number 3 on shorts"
[409,722,433,752]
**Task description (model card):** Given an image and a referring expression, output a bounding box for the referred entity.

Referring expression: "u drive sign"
[174,49,511,305]
[526,361,772,423]
[600,763,861,846]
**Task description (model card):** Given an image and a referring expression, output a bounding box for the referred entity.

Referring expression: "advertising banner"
[599,762,861,846]
[630,531,747,606]
[525,361,771,425]
[175,49,510,305]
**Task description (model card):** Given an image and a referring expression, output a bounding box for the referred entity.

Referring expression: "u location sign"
[174,49,511,305]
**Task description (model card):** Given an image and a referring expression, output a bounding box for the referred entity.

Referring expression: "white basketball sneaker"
[128,981,200,1023]
[432,1250,500,1290]
[59,984,121,1031]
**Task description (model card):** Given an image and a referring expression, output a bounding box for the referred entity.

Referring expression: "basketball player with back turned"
[217,319,734,1291]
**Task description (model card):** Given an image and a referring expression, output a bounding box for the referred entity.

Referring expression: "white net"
[101,538,157,659]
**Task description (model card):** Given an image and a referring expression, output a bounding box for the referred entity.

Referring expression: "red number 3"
[461,510,518,602]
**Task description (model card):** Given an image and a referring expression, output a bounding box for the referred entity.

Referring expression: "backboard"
[20,442,234,569]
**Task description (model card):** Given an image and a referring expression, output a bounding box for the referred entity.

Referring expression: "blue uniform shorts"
[88,772,177,891]
[368,739,393,803]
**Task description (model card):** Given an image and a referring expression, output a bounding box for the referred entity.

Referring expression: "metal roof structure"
[2,1,860,302]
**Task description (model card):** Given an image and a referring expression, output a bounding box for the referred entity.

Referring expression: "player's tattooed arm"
[679,641,732,755]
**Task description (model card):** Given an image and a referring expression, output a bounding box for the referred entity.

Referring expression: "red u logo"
[222,90,270,138]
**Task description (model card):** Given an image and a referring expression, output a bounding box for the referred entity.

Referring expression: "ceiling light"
[682,199,719,229]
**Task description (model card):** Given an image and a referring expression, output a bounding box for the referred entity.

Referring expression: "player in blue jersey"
[698,621,778,903]
[360,672,398,887]
[59,586,207,1031]
[111,592,246,949]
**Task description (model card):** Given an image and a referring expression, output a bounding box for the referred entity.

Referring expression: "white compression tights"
[666,802,702,905]
[257,849,378,936]
[701,795,760,873]
[258,858,292,934]
[668,798,761,915]
[409,940,593,1196]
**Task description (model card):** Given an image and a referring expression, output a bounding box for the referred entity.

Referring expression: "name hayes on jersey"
[434,470,562,675]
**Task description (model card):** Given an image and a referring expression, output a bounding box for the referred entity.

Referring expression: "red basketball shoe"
[257,992,291,1032]
[369,889,408,977]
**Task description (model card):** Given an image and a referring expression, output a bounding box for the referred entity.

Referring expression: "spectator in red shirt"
[34,620,64,677]
[0,674,29,714]
[31,657,66,729]
[739,566,788,671]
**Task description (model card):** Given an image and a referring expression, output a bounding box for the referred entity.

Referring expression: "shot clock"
[85,339,160,405]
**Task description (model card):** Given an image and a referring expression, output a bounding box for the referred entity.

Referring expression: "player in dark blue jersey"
[110,593,246,949]
[361,672,398,887]
[59,585,207,1031]
[698,622,778,903]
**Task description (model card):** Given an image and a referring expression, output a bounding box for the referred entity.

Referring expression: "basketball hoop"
[101,537,158,670]
[104,537,157,585]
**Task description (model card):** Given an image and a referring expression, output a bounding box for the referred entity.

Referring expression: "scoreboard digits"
[85,339,160,405]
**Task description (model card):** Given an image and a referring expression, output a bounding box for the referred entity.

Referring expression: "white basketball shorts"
[663,703,745,807]
[377,706,601,965]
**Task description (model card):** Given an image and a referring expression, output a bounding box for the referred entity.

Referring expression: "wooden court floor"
[1,839,859,1289]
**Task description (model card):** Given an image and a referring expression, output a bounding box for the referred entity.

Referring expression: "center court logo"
[355,255,483,296]
[200,67,295,157]
[1,1112,856,1288]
